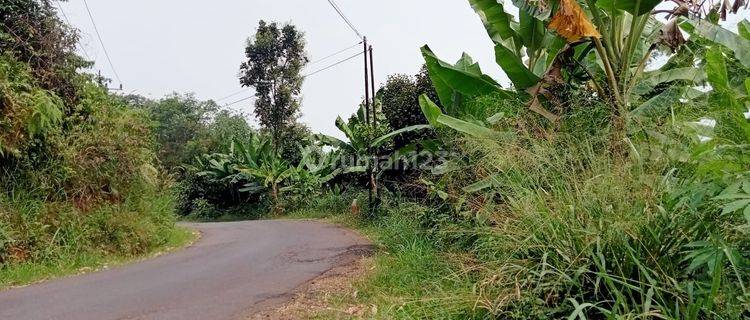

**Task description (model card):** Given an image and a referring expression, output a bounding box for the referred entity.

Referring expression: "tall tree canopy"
[146,93,218,170]
[379,65,438,148]
[239,20,308,154]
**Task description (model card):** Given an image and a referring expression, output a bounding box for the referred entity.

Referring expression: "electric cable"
[82,0,123,84]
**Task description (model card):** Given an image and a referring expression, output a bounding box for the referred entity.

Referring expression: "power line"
[303,51,363,78]
[82,0,122,85]
[215,89,248,102]
[223,95,256,108]
[307,41,362,66]
[54,1,91,61]
[223,55,362,108]
[326,0,363,40]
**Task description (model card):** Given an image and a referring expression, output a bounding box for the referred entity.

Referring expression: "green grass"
[0,226,195,290]
[285,196,488,319]
[283,126,750,319]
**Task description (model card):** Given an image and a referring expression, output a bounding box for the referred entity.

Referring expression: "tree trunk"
[271,182,282,215]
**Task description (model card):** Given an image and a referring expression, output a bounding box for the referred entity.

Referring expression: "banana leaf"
[705,46,744,111]
[705,46,731,92]
[437,114,507,140]
[421,45,512,109]
[519,10,545,55]
[313,133,356,154]
[683,19,750,69]
[632,67,707,96]
[739,19,750,40]
[371,124,432,147]
[468,0,521,51]
[630,87,686,117]
[419,94,442,127]
[596,0,662,16]
[454,52,483,75]
[495,43,540,89]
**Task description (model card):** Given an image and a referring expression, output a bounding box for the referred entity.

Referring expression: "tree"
[274,122,311,165]
[147,93,218,170]
[206,110,256,154]
[379,65,437,148]
[0,0,89,108]
[239,20,308,155]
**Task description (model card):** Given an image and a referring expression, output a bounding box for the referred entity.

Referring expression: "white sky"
[55,1,750,139]
[57,0,510,139]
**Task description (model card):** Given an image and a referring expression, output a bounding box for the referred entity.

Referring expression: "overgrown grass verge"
[0,226,195,290]
[283,130,750,318]
[284,194,489,319]
[0,183,196,290]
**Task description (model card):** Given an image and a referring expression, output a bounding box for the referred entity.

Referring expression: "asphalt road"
[0,220,371,320]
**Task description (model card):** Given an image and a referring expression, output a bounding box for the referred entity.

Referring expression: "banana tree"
[196,134,295,213]
[314,105,431,216]
[238,154,295,215]
[287,145,343,198]
[422,0,748,130]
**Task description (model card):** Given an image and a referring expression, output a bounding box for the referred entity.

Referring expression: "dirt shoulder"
[249,254,375,319]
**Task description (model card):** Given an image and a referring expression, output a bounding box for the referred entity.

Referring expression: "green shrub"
[421,126,750,318]
[58,83,157,201]
[0,180,176,266]
[0,54,64,159]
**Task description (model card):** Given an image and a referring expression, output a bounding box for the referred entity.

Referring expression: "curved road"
[0,220,371,320]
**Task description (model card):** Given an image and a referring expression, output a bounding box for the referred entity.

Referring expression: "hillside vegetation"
[175,1,750,318]
[0,0,188,287]
[3,0,750,318]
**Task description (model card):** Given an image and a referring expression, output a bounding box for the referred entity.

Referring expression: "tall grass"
[0,179,176,266]
[0,179,186,288]
[285,192,490,319]
[426,129,749,318]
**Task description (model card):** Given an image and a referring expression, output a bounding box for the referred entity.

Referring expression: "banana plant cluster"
[194,133,340,213]
[413,0,750,196]
[418,0,750,129]
[314,106,431,166]
[314,104,431,216]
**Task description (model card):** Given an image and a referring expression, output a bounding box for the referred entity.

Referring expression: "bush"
[0,0,88,106]
[0,179,175,266]
[0,54,64,160]
[416,120,750,318]
[0,1,180,277]
[59,83,157,202]
[379,65,437,148]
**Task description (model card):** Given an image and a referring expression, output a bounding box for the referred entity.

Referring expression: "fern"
[26,90,62,138]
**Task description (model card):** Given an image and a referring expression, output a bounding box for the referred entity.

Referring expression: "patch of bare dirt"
[249,256,375,319]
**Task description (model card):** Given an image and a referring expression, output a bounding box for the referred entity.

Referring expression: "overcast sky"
[56,0,511,138]
[55,1,748,139]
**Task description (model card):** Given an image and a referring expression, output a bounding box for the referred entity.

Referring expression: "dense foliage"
[4,1,750,318]
[379,65,437,148]
[142,93,219,170]
[239,20,308,160]
[0,0,178,281]
[375,1,750,318]
[0,0,87,107]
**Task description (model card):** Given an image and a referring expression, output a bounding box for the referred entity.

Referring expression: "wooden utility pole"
[369,45,376,128]
[363,37,373,216]
[363,37,370,124]
[369,45,380,210]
